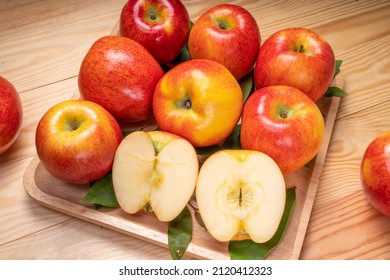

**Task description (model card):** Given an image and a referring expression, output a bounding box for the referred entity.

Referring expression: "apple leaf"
[334,59,343,79]
[239,71,254,103]
[324,86,348,97]
[222,124,242,150]
[168,206,192,260]
[228,187,296,260]
[80,173,119,208]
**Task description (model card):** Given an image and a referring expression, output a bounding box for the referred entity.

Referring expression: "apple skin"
[153,59,243,147]
[120,0,190,65]
[0,76,23,155]
[188,4,260,80]
[35,100,122,184]
[360,130,390,217]
[78,35,164,124]
[254,27,335,102]
[240,85,324,174]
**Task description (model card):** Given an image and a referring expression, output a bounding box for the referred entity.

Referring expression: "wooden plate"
[23,74,342,260]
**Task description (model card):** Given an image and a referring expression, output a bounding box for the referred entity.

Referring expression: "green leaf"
[239,71,254,103]
[222,124,242,150]
[324,86,348,97]
[334,59,343,79]
[168,206,193,260]
[228,187,296,260]
[80,173,119,208]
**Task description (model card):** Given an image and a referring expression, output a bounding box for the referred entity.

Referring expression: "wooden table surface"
[1,0,389,260]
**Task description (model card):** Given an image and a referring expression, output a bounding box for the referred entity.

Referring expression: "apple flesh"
[254,27,335,102]
[0,76,23,155]
[78,35,164,123]
[361,130,390,217]
[196,149,286,243]
[120,0,190,64]
[240,85,324,174]
[35,100,122,184]
[153,59,243,147]
[188,4,260,80]
[112,130,198,222]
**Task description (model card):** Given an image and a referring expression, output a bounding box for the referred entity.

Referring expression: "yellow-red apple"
[0,76,23,155]
[35,100,122,184]
[361,130,390,217]
[240,85,324,174]
[120,0,190,64]
[112,130,198,222]
[78,35,164,123]
[254,27,335,102]
[196,149,286,243]
[188,4,260,80]
[153,59,243,147]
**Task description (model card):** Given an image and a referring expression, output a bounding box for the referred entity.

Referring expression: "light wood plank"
[301,100,390,259]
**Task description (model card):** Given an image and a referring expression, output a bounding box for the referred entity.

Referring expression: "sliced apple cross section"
[196,150,286,243]
[112,130,199,222]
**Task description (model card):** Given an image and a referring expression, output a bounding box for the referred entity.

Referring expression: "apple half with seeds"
[112,130,198,222]
[196,149,286,243]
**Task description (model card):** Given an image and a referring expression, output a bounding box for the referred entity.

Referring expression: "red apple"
[153,59,243,147]
[0,76,23,155]
[120,0,190,65]
[188,4,260,80]
[240,85,324,174]
[360,130,390,217]
[254,27,335,102]
[78,35,164,124]
[35,100,122,184]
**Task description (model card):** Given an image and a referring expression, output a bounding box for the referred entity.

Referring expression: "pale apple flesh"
[196,150,286,243]
[112,130,199,222]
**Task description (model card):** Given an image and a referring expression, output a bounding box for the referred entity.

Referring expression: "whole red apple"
[188,4,260,80]
[0,76,23,155]
[35,100,122,184]
[120,0,190,65]
[361,131,390,217]
[153,59,243,147]
[254,27,335,102]
[240,85,324,174]
[78,35,164,124]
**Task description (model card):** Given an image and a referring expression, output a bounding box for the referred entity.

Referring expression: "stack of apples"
[34,0,338,244]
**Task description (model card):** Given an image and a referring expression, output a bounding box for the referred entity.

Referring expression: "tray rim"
[23,89,342,260]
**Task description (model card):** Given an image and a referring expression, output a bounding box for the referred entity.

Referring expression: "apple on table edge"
[0,76,23,155]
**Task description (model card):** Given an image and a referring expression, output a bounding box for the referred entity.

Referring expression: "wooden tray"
[23,74,342,260]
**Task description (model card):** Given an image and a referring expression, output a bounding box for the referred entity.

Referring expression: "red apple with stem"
[361,130,390,217]
[254,27,335,102]
[78,35,164,124]
[0,76,23,155]
[120,0,190,65]
[188,4,261,80]
[35,100,122,184]
[240,85,324,174]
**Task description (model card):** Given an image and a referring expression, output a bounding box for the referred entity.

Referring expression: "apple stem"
[149,12,157,21]
[184,100,191,109]
[280,111,288,119]
[218,21,227,30]
[295,44,305,53]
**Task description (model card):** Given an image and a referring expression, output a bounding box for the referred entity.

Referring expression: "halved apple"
[196,149,286,243]
[112,130,199,222]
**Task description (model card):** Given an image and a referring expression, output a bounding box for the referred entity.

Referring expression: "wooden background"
[0,0,389,259]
